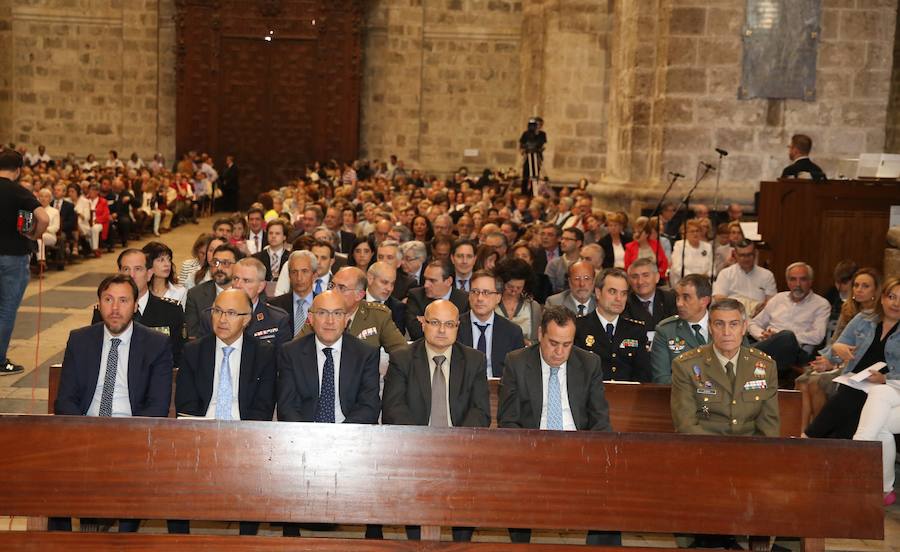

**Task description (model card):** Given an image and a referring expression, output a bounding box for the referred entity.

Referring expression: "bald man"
[172,289,277,535]
[277,290,381,424]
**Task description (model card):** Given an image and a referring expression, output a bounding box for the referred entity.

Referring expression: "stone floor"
[0,217,898,549]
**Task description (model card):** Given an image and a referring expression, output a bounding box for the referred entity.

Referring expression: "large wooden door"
[175,0,363,208]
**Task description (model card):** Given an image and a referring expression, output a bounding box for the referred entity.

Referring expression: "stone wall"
[594,0,898,212]
[360,0,611,180]
[3,0,176,164]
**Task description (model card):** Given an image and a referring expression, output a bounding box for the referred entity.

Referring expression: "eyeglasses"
[423,319,459,330]
[328,282,361,293]
[212,259,235,267]
[210,307,250,320]
[311,309,347,319]
[469,289,498,297]
[570,275,593,283]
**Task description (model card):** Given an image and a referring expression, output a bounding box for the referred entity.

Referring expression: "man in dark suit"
[376,240,414,301]
[171,288,276,535]
[498,305,616,546]
[185,243,243,340]
[405,260,469,340]
[52,274,173,533]
[532,223,562,276]
[219,155,239,211]
[277,290,381,537]
[366,261,407,335]
[51,182,77,238]
[780,134,826,181]
[576,268,650,382]
[226,258,290,348]
[382,299,490,542]
[252,219,290,281]
[623,257,677,340]
[268,250,317,338]
[90,249,184,365]
[457,270,525,378]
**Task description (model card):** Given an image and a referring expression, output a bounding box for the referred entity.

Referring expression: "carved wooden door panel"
[175,0,363,208]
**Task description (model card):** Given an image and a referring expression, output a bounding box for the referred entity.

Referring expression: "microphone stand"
[650,172,682,280]
[710,150,726,282]
[674,162,714,283]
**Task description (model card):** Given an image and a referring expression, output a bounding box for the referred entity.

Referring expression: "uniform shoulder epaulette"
[364,300,390,312]
[747,347,774,362]
[675,346,705,361]
[657,314,680,326]
[623,316,645,326]
[159,296,180,306]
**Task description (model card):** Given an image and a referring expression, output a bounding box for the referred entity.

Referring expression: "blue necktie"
[475,322,489,354]
[216,346,234,420]
[98,337,121,417]
[314,348,336,423]
[547,366,563,430]
[605,323,615,340]
[294,297,308,336]
[314,278,323,296]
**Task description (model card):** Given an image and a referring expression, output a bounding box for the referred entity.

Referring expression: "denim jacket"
[819,312,900,380]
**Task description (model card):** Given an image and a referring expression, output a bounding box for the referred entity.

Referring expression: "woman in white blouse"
[670,218,712,286]
[144,241,187,308]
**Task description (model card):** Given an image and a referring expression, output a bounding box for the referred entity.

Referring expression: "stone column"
[0,0,11,143]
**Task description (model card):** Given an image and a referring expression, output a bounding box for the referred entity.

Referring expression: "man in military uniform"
[298,266,407,358]
[671,298,779,436]
[225,258,290,348]
[575,267,650,382]
[92,249,184,364]
[671,298,779,549]
[650,274,711,384]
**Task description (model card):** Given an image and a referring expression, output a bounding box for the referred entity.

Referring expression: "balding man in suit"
[405,260,469,340]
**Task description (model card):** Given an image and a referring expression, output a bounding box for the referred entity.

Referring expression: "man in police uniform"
[92,248,184,364]
[671,298,779,549]
[671,298,779,436]
[650,274,711,384]
[575,267,650,382]
[298,266,406,359]
[227,258,290,348]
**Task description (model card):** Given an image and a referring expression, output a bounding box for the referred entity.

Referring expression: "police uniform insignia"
[620,338,639,348]
[668,338,686,353]
[585,335,595,347]
[257,312,264,321]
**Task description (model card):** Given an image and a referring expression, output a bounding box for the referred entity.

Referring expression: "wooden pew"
[48,364,178,418]
[0,415,883,550]
[488,379,804,437]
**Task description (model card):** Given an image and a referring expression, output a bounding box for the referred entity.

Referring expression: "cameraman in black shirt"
[0,149,49,375]
[519,117,547,196]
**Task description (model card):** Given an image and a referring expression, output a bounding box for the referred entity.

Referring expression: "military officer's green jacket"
[670,344,780,437]
[650,315,706,384]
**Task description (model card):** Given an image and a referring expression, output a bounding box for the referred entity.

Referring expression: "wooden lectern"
[757,179,897,293]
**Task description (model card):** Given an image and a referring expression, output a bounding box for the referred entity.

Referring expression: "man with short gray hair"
[377,239,414,300]
[267,250,318,337]
[748,262,830,380]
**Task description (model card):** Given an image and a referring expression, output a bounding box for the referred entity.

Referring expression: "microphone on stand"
[715,148,729,157]
[668,171,685,179]
[700,162,716,171]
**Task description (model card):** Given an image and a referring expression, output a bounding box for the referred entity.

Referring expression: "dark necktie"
[458,279,467,291]
[430,355,449,427]
[605,323,614,340]
[474,322,489,354]
[725,360,736,387]
[98,338,121,417]
[642,300,652,314]
[254,235,260,252]
[314,348,336,423]
[577,304,586,317]
[692,323,705,344]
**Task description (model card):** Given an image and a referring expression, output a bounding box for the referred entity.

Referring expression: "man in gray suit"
[498,304,616,545]
[545,260,596,317]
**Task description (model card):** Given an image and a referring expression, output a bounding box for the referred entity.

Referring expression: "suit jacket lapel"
[565,351,585,429]
[200,336,217,410]
[525,347,544,428]
[337,338,353,416]
[702,346,731,392]
[126,324,142,412]
[301,336,320,401]
[237,336,256,418]
[84,324,105,410]
[412,342,432,414]
[448,344,465,424]
[458,313,473,348]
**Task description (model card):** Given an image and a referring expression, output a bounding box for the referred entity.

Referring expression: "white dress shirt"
[424,344,453,427]
[690,312,710,344]
[316,336,345,423]
[596,311,619,335]
[137,291,150,316]
[748,291,831,349]
[205,335,244,420]
[539,354,576,431]
[470,312,496,377]
[712,263,777,304]
[87,323,134,417]
[247,231,265,255]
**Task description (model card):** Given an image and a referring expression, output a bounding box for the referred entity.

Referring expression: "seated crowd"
[6,143,898,538]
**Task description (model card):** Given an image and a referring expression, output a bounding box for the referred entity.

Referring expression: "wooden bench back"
[0,415,883,541]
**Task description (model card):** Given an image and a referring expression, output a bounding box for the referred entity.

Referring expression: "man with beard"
[185,243,244,340]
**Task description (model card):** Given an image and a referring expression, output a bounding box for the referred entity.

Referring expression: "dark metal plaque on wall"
[738,0,821,101]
